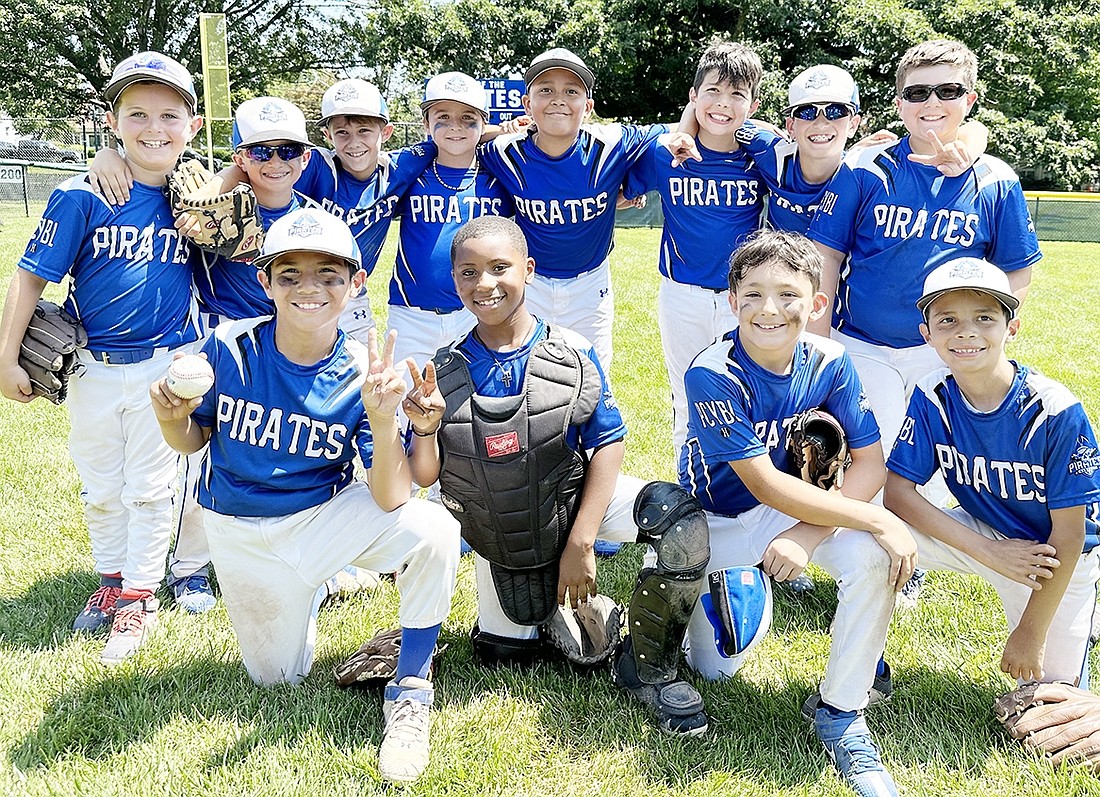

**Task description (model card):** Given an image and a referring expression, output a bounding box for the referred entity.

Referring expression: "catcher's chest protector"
[434,328,602,625]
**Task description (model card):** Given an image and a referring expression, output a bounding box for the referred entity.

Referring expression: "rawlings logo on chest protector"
[485,431,521,457]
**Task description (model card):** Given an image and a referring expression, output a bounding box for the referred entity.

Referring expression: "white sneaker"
[379,676,433,783]
[323,566,382,603]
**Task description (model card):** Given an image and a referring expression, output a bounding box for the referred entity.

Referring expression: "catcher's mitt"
[167,158,264,262]
[543,593,623,668]
[19,300,86,404]
[333,628,448,687]
[787,408,851,491]
[994,681,1100,770]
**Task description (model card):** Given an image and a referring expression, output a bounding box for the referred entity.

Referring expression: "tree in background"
[2,0,1095,188]
[0,0,338,119]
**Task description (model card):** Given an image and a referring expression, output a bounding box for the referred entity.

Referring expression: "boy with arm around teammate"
[0,53,204,664]
[477,47,698,371]
[150,208,460,783]
[884,258,1100,686]
[622,40,765,453]
[806,39,1038,453]
[680,230,915,796]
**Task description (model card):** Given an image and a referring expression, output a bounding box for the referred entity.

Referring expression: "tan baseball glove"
[333,628,448,687]
[19,300,86,404]
[543,593,623,668]
[167,157,264,262]
[994,681,1100,770]
[787,407,851,491]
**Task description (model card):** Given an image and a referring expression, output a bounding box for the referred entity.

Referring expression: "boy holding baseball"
[0,52,204,663]
[681,230,915,795]
[150,207,460,783]
[885,257,1100,687]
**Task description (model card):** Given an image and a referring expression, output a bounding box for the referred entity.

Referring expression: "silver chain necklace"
[431,159,479,192]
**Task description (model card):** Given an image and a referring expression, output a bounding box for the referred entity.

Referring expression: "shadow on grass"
[0,570,104,650]
[8,621,1018,792]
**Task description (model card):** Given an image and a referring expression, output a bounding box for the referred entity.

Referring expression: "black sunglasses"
[241,143,307,162]
[900,83,969,103]
[789,102,854,122]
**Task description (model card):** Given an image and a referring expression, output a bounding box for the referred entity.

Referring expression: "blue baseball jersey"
[192,316,376,517]
[389,163,514,311]
[19,177,200,351]
[478,124,666,278]
[296,143,435,275]
[194,195,316,320]
[449,319,626,452]
[623,137,763,290]
[807,137,1042,348]
[888,365,1100,552]
[737,124,829,235]
[680,330,880,516]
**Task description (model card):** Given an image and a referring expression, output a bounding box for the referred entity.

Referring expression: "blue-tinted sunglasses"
[900,83,969,103]
[241,143,307,162]
[789,102,855,122]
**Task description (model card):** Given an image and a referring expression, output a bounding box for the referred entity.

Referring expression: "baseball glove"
[333,628,448,687]
[994,681,1100,770]
[166,157,264,262]
[543,593,623,668]
[19,300,86,404]
[787,408,851,491]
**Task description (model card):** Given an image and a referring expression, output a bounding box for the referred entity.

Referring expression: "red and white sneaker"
[72,583,123,634]
[101,596,159,666]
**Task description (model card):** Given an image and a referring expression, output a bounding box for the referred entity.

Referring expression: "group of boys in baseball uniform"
[1,33,1097,795]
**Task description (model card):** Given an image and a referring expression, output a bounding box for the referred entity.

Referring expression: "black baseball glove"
[19,300,86,404]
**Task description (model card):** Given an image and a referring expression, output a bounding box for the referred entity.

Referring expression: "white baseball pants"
[69,348,182,593]
[204,482,461,685]
[684,502,896,713]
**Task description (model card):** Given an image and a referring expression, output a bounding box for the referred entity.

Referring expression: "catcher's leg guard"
[626,481,710,684]
[470,623,545,668]
[612,635,708,736]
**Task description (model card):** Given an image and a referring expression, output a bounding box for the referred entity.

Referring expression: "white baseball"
[166,354,214,400]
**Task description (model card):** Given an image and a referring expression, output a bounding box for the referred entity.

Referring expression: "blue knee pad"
[700,566,772,658]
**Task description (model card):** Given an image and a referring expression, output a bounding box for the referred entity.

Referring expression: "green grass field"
[2,204,1100,796]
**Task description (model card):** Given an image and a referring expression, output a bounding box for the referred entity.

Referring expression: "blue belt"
[88,347,165,365]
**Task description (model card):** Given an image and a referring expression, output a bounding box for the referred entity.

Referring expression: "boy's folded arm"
[884,471,991,557]
[1004,506,1086,681]
[364,413,413,511]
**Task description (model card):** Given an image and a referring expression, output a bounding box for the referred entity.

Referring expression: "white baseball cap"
[319,79,389,125]
[254,209,362,273]
[917,257,1019,317]
[421,72,489,119]
[787,65,860,112]
[232,97,311,148]
[104,52,198,114]
[524,48,596,96]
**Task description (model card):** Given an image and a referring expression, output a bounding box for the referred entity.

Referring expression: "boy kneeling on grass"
[680,230,916,797]
[150,208,460,784]
[884,257,1100,687]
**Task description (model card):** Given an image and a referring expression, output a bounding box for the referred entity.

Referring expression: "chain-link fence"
[1025,193,1100,244]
